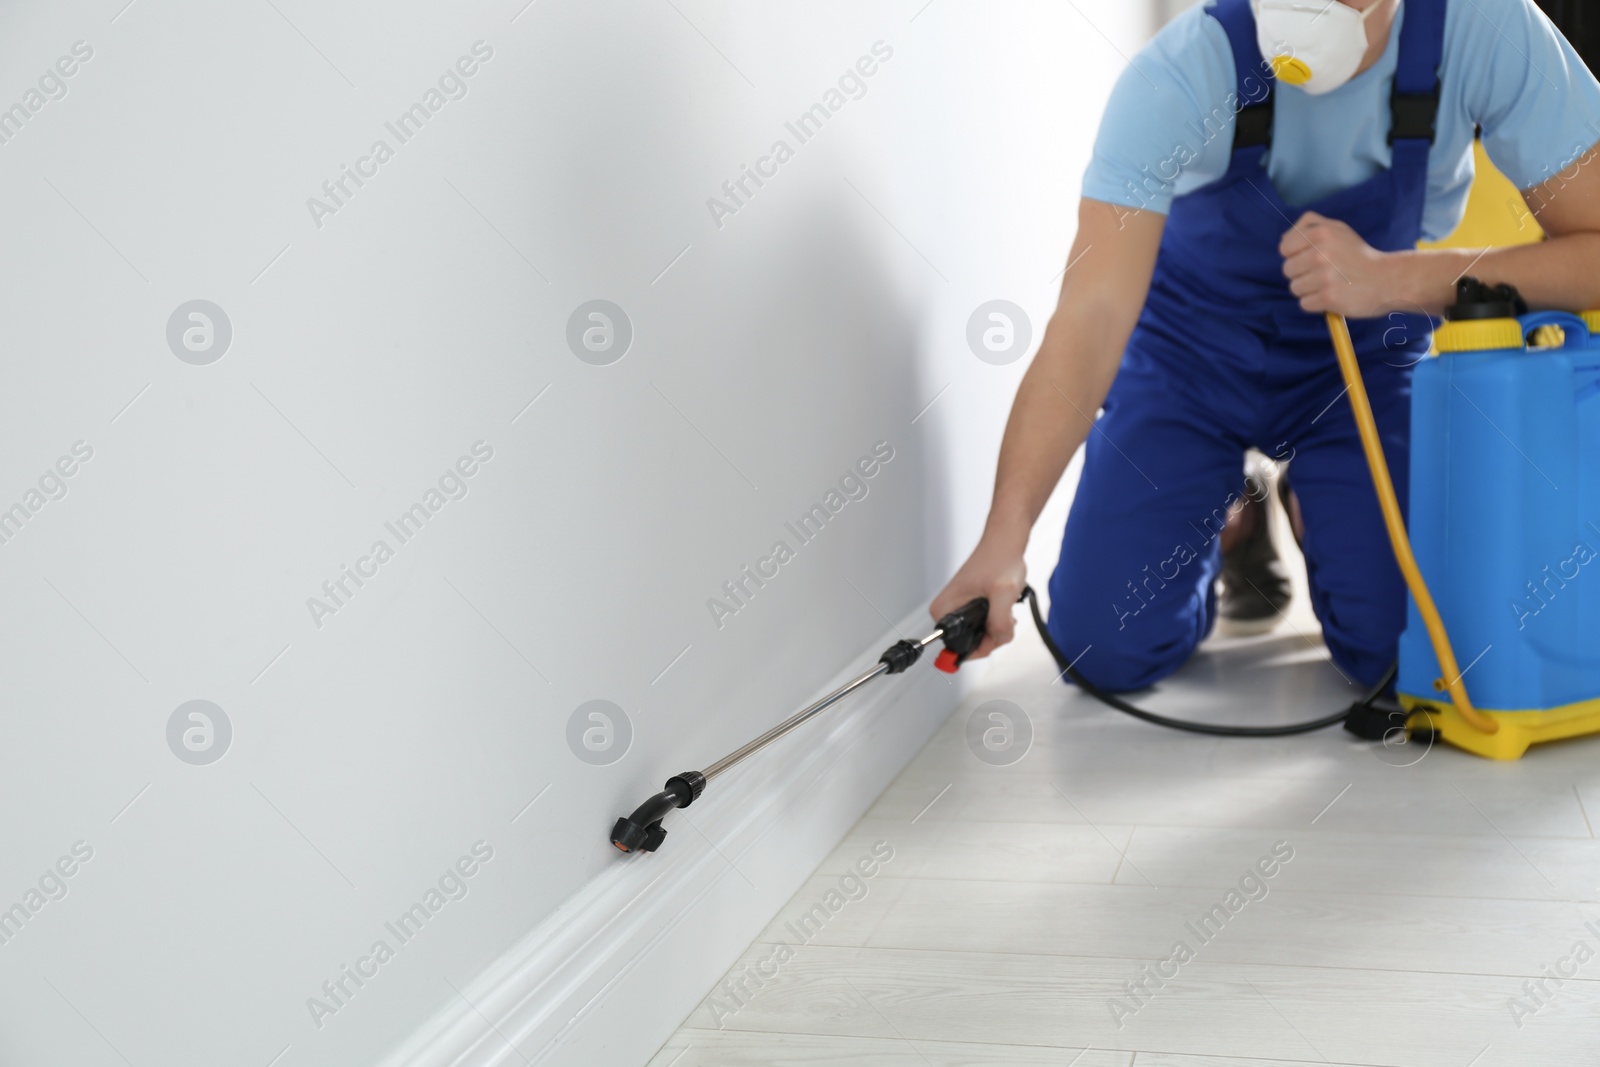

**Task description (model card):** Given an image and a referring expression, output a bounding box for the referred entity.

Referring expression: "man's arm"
[1282,138,1600,316]
[928,198,1165,659]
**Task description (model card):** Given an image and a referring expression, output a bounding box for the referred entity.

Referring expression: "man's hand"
[929,537,1027,662]
[1280,211,1400,317]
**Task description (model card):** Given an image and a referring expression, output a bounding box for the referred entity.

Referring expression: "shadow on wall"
[418,0,964,1024]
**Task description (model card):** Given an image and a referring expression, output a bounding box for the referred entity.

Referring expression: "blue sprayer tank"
[1397,280,1600,758]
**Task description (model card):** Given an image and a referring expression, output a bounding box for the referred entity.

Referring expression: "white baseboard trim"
[373,607,973,1067]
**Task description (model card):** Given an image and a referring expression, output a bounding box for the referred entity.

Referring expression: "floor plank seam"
[783,868,1600,904]
[853,811,1600,842]
[711,936,1600,984]
[668,1024,1430,1067]
[1574,783,1595,838]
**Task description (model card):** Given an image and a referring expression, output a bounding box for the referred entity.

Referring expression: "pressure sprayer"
[611,284,1600,855]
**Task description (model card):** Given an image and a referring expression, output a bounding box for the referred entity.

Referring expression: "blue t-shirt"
[1084,0,1600,240]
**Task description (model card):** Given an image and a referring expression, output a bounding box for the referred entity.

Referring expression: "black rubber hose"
[1021,585,1394,737]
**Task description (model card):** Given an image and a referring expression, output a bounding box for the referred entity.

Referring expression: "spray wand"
[609,597,991,854]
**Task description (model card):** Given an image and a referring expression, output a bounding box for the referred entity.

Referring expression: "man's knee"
[1323,624,1402,690]
[1303,554,1406,690]
[1047,602,1204,693]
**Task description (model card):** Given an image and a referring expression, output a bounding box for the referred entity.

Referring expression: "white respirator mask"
[1254,0,1382,95]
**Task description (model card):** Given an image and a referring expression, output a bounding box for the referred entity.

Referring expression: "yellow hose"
[1325,313,1498,735]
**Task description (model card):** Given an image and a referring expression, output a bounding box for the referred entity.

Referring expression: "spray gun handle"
[933,597,990,673]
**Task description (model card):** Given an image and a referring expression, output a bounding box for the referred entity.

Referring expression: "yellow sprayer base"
[1398,692,1600,760]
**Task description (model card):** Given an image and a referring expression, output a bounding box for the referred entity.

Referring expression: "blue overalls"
[1047,0,1445,691]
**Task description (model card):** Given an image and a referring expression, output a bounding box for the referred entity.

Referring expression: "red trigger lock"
[934,649,960,673]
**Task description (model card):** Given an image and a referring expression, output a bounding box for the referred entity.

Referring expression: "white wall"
[0,2,1150,1065]
[1156,0,1205,26]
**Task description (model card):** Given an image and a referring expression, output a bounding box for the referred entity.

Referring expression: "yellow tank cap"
[1433,317,1523,353]
[1582,310,1600,335]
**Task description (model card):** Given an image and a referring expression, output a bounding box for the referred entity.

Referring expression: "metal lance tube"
[703,630,943,780]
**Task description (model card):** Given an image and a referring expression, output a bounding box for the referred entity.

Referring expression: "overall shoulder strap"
[1207,0,1276,151]
[1390,0,1446,145]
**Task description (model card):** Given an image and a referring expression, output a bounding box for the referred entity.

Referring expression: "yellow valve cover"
[1271,55,1312,85]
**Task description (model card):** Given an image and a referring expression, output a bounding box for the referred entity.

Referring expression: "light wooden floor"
[650,577,1600,1066]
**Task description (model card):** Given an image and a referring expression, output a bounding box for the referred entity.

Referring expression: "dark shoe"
[1218,460,1293,636]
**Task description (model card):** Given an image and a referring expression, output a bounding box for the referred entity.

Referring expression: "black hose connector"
[1342,701,1411,740]
[879,639,923,674]
[665,770,706,808]
[610,770,705,853]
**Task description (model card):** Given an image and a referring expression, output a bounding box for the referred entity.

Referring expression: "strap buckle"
[1235,101,1274,150]
[1388,80,1441,145]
